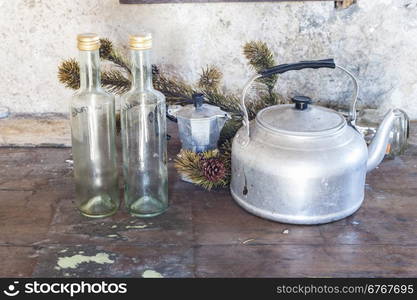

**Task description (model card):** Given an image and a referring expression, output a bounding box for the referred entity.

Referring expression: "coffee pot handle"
[240,59,359,139]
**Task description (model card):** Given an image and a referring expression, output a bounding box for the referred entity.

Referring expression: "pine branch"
[58,58,131,95]
[175,149,229,191]
[115,111,121,133]
[219,118,243,145]
[175,149,202,180]
[99,38,131,74]
[243,41,276,74]
[107,49,131,74]
[243,41,277,96]
[99,38,113,60]
[219,139,232,172]
[58,58,80,90]
[198,66,222,91]
[198,66,244,115]
[203,90,242,115]
[57,38,290,190]
[153,71,195,104]
[101,70,131,95]
[246,90,288,118]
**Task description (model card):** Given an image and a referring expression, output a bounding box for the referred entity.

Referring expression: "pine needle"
[203,90,241,115]
[219,118,243,145]
[101,70,131,95]
[102,40,131,74]
[174,149,229,191]
[243,41,278,95]
[99,38,113,60]
[198,66,222,90]
[243,41,276,73]
[153,71,195,104]
[219,139,232,183]
[58,58,80,90]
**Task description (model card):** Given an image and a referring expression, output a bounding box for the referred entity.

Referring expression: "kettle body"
[230,59,408,224]
[231,114,368,224]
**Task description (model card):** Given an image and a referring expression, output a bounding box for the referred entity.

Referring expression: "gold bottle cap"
[129,33,152,50]
[77,33,100,51]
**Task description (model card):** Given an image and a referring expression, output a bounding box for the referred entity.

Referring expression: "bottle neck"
[79,49,101,91]
[131,49,153,91]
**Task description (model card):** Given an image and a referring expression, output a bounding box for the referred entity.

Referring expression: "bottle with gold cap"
[121,33,168,217]
[70,33,119,218]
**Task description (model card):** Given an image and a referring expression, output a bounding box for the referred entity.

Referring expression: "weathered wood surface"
[0,123,417,277]
[0,114,71,147]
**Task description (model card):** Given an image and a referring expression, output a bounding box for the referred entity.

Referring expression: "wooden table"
[1,123,417,278]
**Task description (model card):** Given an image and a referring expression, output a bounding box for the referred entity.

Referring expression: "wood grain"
[0,122,416,277]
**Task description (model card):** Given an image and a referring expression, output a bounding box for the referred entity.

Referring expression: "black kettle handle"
[239,59,359,141]
[259,59,336,78]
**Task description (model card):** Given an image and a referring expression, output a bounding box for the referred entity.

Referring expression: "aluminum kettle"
[231,59,409,224]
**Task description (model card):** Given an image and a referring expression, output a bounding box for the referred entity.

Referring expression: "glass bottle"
[70,33,119,218]
[121,33,168,217]
[386,109,409,158]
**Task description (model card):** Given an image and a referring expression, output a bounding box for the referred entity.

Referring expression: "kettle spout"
[366,109,404,172]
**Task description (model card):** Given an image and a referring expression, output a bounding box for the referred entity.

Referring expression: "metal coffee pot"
[170,93,229,152]
[231,59,409,225]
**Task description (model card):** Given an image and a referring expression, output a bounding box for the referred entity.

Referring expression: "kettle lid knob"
[292,96,312,110]
[193,93,204,109]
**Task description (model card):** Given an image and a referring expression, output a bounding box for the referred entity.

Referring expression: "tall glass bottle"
[121,33,168,217]
[70,33,119,218]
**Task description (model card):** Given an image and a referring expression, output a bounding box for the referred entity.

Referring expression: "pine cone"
[200,157,226,183]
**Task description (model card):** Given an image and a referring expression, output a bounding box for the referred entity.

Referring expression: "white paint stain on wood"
[142,270,163,278]
[126,225,147,229]
[57,253,114,269]
[242,238,255,244]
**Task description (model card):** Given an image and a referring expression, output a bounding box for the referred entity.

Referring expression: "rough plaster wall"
[0,0,416,119]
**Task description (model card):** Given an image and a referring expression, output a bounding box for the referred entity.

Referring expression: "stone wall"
[1,0,416,119]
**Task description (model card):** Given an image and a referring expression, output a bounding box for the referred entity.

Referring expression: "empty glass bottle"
[70,33,119,218]
[121,33,168,217]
